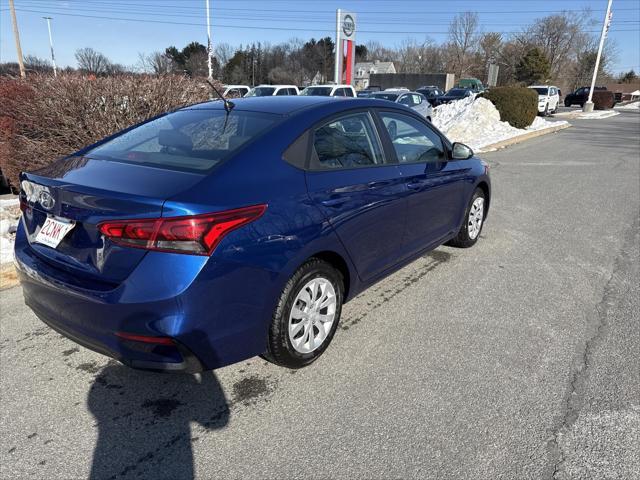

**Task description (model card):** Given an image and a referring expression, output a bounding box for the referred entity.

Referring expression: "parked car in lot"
[416,86,445,106]
[457,78,485,93]
[245,85,299,96]
[529,85,560,115]
[564,86,607,107]
[300,84,356,97]
[436,87,474,105]
[370,90,433,120]
[15,96,490,372]
[222,85,250,97]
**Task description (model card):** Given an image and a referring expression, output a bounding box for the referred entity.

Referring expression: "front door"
[376,110,468,257]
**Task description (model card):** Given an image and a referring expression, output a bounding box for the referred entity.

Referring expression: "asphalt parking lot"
[1,111,638,480]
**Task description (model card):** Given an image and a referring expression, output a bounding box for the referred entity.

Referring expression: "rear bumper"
[14,222,275,372]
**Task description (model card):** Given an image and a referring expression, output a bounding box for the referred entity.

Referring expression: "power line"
[9,7,640,35]
[8,0,640,15]
[9,3,640,26]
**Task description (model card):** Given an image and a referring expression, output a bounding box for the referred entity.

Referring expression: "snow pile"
[575,110,619,119]
[0,197,20,265]
[432,97,569,152]
[616,101,640,110]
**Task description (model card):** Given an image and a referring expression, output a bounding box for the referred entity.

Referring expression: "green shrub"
[592,91,615,110]
[483,86,538,129]
[0,74,216,188]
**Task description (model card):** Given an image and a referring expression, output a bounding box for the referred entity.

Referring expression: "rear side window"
[311,112,385,169]
[379,112,445,164]
[88,110,278,173]
[334,88,346,97]
[276,88,289,96]
[343,88,355,97]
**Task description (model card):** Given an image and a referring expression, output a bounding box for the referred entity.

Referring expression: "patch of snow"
[0,195,19,265]
[0,197,19,210]
[615,101,640,111]
[432,97,569,152]
[0,236,15,264]
[575,110,619,119]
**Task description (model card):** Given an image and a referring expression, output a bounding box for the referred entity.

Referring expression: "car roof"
[183,96,414,116]
[529,85,557,88]
[253,84,297,88]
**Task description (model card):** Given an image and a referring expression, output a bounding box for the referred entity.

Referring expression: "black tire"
[543,104,549,116]
[564,99,571,107]
[447,188,486,248]
[264,258,344,369]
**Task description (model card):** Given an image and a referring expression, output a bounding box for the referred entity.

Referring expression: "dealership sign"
[334,10,357,85]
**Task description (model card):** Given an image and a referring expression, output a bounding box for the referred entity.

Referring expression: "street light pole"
[205,0,213,80]
[43,17,57,77]
[584,0,613,112]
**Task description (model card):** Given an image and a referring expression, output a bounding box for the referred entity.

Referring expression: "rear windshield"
[301,87,333,96]
[530,87,549,95]
[87,109,278,173]
[246,87,275,97]
[371,93,399,101]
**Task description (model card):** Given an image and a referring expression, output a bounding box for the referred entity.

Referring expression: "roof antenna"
[206,80,235,113]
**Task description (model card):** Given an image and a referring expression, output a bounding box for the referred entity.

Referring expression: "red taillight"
[115,332,175,345]
[98,204,267,255]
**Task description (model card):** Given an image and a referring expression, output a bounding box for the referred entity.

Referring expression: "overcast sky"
[1,0,638,74]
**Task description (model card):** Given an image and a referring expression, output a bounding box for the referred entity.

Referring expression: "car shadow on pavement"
[87,363,229,480]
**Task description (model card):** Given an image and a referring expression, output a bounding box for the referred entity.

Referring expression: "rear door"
[376,110,469,256]
[304,110,406,281]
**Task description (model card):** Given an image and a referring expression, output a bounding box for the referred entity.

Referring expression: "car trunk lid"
[20,156,206,285]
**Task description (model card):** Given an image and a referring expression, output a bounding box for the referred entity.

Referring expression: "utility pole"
[8,0,26,78]
[584,0,613,112]
[205,0,213,80]
[43,17,57,77]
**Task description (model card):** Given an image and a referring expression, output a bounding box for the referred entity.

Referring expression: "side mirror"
[451,142,474,160]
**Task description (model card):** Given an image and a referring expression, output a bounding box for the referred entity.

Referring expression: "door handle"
[406,182,423,190]
[321,197,350,207]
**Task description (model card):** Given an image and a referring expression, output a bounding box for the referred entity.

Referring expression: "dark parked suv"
[564,86,607,107]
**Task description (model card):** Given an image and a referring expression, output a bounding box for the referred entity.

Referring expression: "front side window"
[343,88,355,97]
[379,112,445,164]
[311,112,384,169]
[276,88,289,96]
[334,88,346,97]
[88,109,278,173]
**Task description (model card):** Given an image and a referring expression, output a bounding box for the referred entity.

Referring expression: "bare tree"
[214,43,234,67]
[75,47,111,75]
[519,13,592,77]
[447,12,479,77]
[138,52,174,75]
[24,55,52,73]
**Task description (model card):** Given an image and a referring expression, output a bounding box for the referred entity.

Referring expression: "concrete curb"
[0,263,18,290]
[477,123,571,153]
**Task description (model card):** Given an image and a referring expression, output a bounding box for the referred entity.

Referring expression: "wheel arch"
[476,180,491,219]
[309,250,353,300]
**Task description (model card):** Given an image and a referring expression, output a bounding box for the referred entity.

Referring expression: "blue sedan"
[15,96,490,372]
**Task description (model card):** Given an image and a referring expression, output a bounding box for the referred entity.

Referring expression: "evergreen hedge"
[483,86,538,129]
